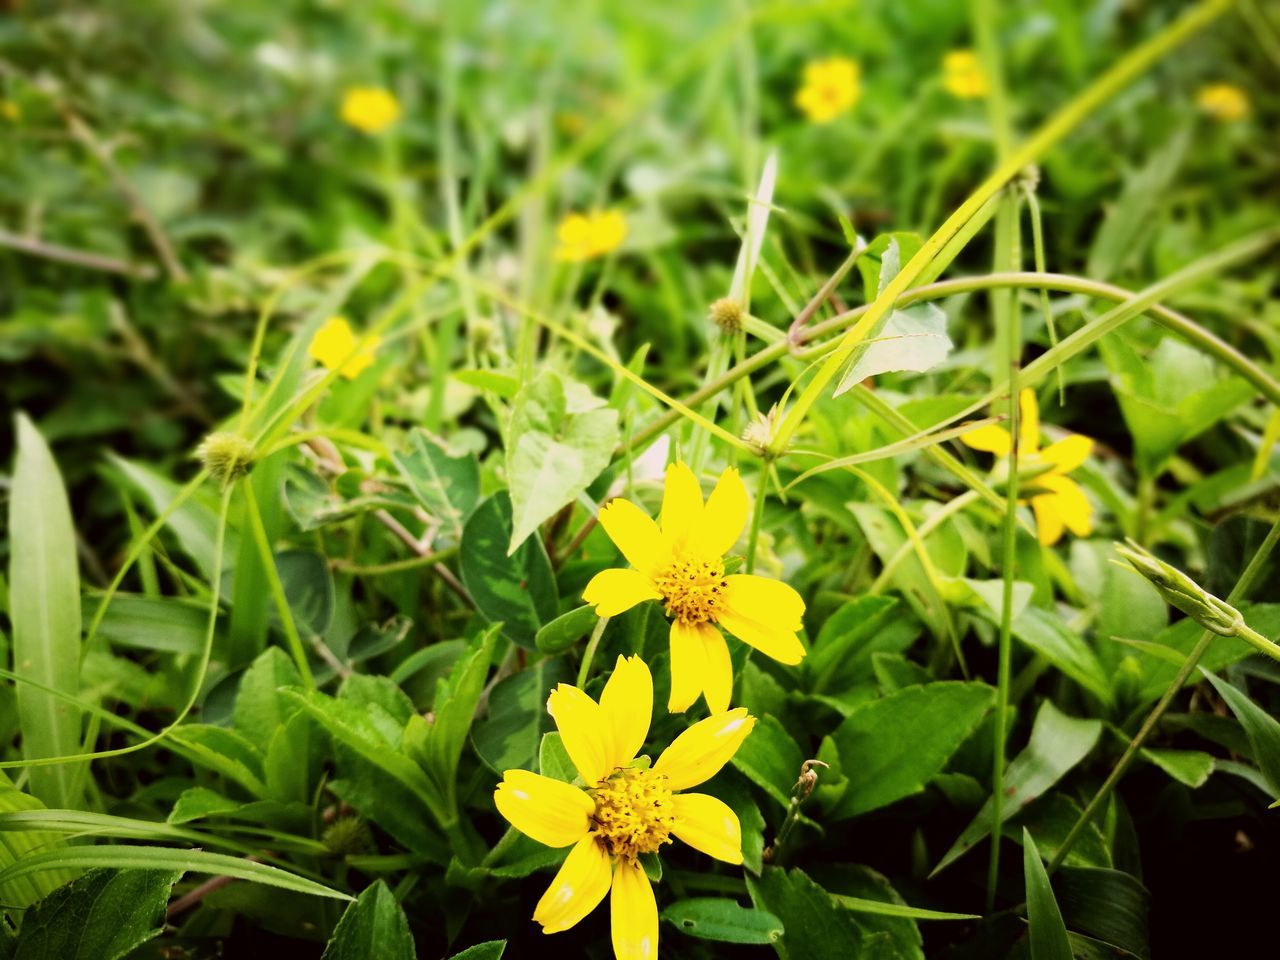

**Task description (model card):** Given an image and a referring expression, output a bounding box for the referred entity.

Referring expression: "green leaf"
[535,605,599,655]
[1023,829,1072,960]
[8,868,180,960]
[89,594,208,655]
[827,682,994,820]
[0,846,350,900]
[321,880,415,960]
[168,724,269,798]
[234,647,303,753]
[9,414,83,809]
[168,786,245,824]
[0,776,73,908]
[446,942,507,960]
[1054,867,1151,958]
[805,596,906,694]
[833,895,978,922]
[275,549,335,636]
[1008,606,1113,706]
[1134,604,1280,703]
[730,714,804,808]
[538,732,577,783]
[662,897,784,944]
[1140,747,1215,788]
[460,494,559,647]
[1202,670,1280,798]
[472,657,571,773]
[747,866,885,959]
[933,700,1102,875]
[505,371,619,553]
[393,430,481,539]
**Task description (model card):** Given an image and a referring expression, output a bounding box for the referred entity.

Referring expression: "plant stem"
[1047,511,1280,873]
[576,616,611,688]
[745,464,770,574]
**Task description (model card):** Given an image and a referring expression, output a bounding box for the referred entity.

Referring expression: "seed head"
[709,297,744,334]
[196,432,255,487]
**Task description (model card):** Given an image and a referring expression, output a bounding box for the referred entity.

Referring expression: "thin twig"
[0,228,158,279]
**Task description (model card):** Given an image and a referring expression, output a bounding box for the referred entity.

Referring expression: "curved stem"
[744,464,770,574]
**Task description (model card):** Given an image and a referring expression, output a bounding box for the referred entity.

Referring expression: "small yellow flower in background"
[340,86,401,134]
[794,56,860,123]
[961,389,1094,546]
[943,50,988,99]
[1,100,19,122]
[583,462,806,713]
[494,655,754,960]
[1196,83,1249,122]
[555,209,627,262]
[308,316,380,380]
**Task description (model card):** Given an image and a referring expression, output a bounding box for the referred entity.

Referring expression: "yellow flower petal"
[534,833,612,933]
[1018,388,1040,455]
[671,792,743,864]
[653,708,755,791]
[960,423,1012,457]
[583,568,661,618]
[610,859,658,960]
[701,628,733,715]
[493,769,593,848]
[667,620,710,714]
[694,467,749,558]
[718,575,806,665]
[660,461,703,546]
[547,684,612,784]
[1039,434,1093,474]
[598,655,652,768]
[597,498,665,574]
[308,316,378,380]
[1031,494,1065,547]
[1039,474,1093,538]
[340,86,401,134]
[591,210,627,256]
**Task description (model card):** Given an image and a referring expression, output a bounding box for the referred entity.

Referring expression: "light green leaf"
[505,371,618,553]
[393,430,481,538]
[1141,747,1215,788]
[832,895,978,921]
[662,897,784,944]
[89,594,208,655]
[472,657,571,773]
[9,414,83,809]
[538,732,577,783]
[321,880,415,960]
[933,700,1101,875]
[0,775,73,908]
[535,605,598,655]
[1023,829,1072,960]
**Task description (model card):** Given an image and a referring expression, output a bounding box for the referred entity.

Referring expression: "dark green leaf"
[730,714,804,808]
[662,897,784,944]
[472,657,570,772]
[1023,829,1072,960]
[393,430,481,539]
[1202,670,1280,798]
[321,880,415,960]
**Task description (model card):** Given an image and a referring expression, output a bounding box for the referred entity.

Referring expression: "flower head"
[1196,83,1249,122]
[340,86,401,134]
[308,316,380,380]
[795,57,860,123]
[494,656,754,960]
[583,463,806,713]
[943,50,988,99]
[555,210,627,262]
[961,389,1094,546]
[1,100,19,122]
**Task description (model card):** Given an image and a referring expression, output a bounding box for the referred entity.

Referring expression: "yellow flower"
[494,656,754,960]
[583,463,806,713]
[961,389,1094,547]
[0,100,19,122]
[794,56,860,123]
[1196,83,1249,122]
[555,210,627,262]
[340,86,401,134]
[943,50,988,99]
[307,316,380,380]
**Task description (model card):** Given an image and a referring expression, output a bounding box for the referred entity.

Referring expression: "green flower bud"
[322,816,372,855]
[709,297,744,334]
[1115,539,1240,637]
[196,432,255,487]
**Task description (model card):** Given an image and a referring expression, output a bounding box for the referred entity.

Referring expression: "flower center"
[654,555,728,625]
[589,767,675,861]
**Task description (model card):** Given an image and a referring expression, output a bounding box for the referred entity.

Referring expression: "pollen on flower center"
[589,767,676,861]
[654,555,728,625]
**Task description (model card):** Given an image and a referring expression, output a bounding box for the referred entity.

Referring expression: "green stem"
[768,0,1233,455]
[1047,511,1280,873]
[744,464,770,574]
[576,616,611,688]
[242,479,317,689]
[1234,621,1280,662]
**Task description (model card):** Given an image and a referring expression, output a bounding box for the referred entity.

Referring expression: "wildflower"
[943,50,988,99]
[583,463,806,713]
[494,656,754,960]
[961,389,1093,546]
[1196,83,1249,122]
[794,57,860,123]
[340,86,401,134]
[308,316,380,380]
[555,210,627,262]
[1,100,19,122]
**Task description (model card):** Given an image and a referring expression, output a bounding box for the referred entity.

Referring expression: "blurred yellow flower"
[494,655,753,960]
[1,100,19,122]
[308,316,380,380]
[943,50,988,99]
[583,462,807,713]
[794,56,860,123]
[962,389,1094,546]
[1196,83,1249,122]
[340,86,401,134]
[555,209,627,262]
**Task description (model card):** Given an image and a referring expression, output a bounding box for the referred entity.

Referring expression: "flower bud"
[196,432,255,487]
[1115,540,1240,636]
[322,816,372,855]
[742,405,785,458]
[709,297,744,334]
